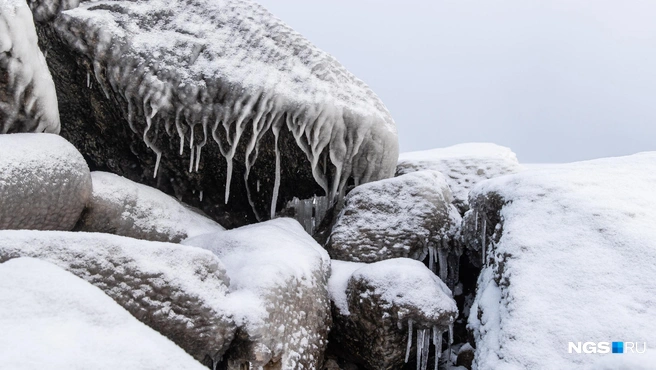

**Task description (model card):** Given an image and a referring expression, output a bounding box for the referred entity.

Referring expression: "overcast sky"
[255,0,656,163]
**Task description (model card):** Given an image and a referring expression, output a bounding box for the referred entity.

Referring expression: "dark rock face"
[0,230,236,366]
[460,191,505,269]
[0,0,60,134]
[0,134,91,231]
[32,0,398,228]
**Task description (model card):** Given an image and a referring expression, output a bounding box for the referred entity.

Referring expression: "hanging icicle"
[405,319,413,363]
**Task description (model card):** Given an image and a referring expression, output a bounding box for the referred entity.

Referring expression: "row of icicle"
[405,319,454,370]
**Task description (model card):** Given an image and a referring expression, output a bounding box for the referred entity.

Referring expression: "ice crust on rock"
[0,0,60,133]
[463,152,656,370]
[76,171,224,242]
[327,170,461,264]
[0,133,91,231]
[48,0,398,216]
[0,258,207,370]
[0,230,236,365]
[183,218,331,370]
[328,258,458,370]
[397,143,520,212]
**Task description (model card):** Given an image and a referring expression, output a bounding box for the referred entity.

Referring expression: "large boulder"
[0,133,91,230]
[76,171,224,242]
[326,171,461,281]
[327,259,458,370]
[397,143,520,213]
[0,257,207,370]
[0,0,59,134]
[0,230,236,366]
[462,152,656,369]
[184,218,331,370]
[34,0,398,227]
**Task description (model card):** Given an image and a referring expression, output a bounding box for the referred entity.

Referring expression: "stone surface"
[76,171,224,242]
[0,133,91,231]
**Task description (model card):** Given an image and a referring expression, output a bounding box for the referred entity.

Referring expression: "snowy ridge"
[0,0,60,133]
[0,230,236,363]
[465,152,656,369]
[0,258,207,370]
[51,0,398,213]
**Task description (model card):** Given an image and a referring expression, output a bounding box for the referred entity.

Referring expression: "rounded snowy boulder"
[76,171,224,242]
[0,258,207,370]
[0,133,91,230]
[327,170,461,263]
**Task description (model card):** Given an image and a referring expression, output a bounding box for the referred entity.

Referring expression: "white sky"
[255,0,656,162]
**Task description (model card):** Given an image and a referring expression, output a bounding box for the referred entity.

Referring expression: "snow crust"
[0,0,60,133]
[0,258,207,370]
[0,230,236,363]
[51,0,398,211]
[183,218,331,369]
[0,133,91,230]
[397,143,520,211]
[328,170,461,263]
[466,152,656,369]
[77,171,224,242]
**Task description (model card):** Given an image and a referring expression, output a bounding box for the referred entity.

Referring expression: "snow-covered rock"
[0,230,236,366]
[36,0,398,225]
[397,143,520,213]
[463,152,656,370]
[183,218,331,370]
[0,133,91,230]
[326,171,461,271]
[76,171,224,242]
[0,0,60,133]
[328,258,458,370]
[0,257,207,370]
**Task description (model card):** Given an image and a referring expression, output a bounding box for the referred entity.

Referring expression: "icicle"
[175,108,184,155]
[153,151,162,178]
[256,180,260,193]
[474,210,478,230]
[188,144,195,173]
[448,324,454,364]
[270,122,282,218]
[481,217,487,266]
[421,328,430,370]
[404,319,413,363]
[434,326,443,370]
[87,72,90,88]
[438,248,448,282]
[199,190,203,202]
[428,245,435,273]
[416,328,424,370]
[195,145,202,171]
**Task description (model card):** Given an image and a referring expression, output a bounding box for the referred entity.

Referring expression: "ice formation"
[285,195,331,234]
[0,258,208,370]
[0,0,60,133]
[46,0,398,218]
[397,143,520,212]
[0,230,236,365]
[328,258,458,370]
[183,218,331,370]
[464,152,656,369]
[76,171,224,242]
[0,133,91,230]
[327,170,461,265]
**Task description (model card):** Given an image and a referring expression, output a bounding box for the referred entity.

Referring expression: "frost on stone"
[328,258,458,370]
[327,170,461,267]
[183,218,331,370]
[0,230,236,366]
[463,152,656,370]
[76,171,224,242]
[0,258,208,370]
[43,0,398,221]
[397,143,520,213]
[0,0,60,134]
[0,133,91,231]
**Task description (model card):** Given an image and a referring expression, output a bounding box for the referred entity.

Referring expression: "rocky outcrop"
[0,133,91,231]
[397,143,520,213]
[184,218,331,370]
[462,153,656,370]
[326,171,461,276]
[0,0,59,134]
[0,230,236,366]
[0,257,208,370]
[76,171,224,242]
[327,259,458,370]
[33,0,398,227]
